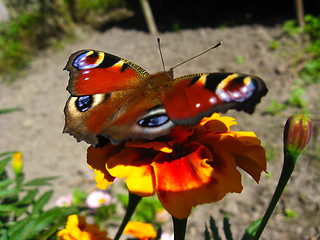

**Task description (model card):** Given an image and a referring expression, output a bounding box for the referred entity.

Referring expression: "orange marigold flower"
[87,113,267,219]
[123,221,157,240]
[57,214,111,240]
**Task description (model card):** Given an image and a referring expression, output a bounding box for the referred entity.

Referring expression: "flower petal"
[107,148,157,197]
[87,145,123,189]
[200,131,267,183]
[123,221,157,240]
[152,142,243,219]
[200,113,237,131]
[126,140,173,153]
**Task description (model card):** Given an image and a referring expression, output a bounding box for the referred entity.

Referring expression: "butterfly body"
[64,49,267,146]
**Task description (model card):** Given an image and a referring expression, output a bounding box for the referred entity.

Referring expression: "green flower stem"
[114,192,142,240]
[252,151,296,240]
[172,216,188,240]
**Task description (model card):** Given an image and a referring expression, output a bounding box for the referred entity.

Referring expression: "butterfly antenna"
[170,41,222,71]
[157,37,166,71]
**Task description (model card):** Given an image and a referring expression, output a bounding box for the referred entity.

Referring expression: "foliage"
[269,40,279,51]
[0,0,127,81]
[204,215,261,240]
[268,14,320,115]
[118,194,163,224]
[0,151,80,240]
[264,100,287,115]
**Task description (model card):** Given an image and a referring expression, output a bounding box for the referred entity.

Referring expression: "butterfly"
[63,47,267,147]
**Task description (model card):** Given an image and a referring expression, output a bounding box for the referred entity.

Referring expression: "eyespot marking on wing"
[73,51,105,70]
[67,93,108,115]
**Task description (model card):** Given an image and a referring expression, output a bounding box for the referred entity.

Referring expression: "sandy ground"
[1,25,319,239]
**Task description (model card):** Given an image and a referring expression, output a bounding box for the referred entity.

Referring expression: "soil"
[0,25,319,239]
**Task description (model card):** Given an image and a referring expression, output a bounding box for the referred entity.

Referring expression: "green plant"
[269,40,279,51]
[282,19,303,37]
[264,100,287,115]
[0,152,79,239]
[119,194,163,224]
[288,87,307,109]
[284,209,298,222]
[263,143,279,162]
[236,55,245,64]
[299,59,320,84]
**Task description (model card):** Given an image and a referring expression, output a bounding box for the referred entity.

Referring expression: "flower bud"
[12,152,23,175]
[284,114,312,157]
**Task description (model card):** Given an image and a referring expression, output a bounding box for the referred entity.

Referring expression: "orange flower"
[88,113,266,219]
[123,221,157,240]
[57,214,111,240]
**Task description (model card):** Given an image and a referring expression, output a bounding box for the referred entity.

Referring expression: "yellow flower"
[12,152,23,175]
[123,221,157,240]
[57,214,111,240]
[88,113,267,219]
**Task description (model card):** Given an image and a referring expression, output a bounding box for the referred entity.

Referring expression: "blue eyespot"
[75,95,93,112]
[138,114,169,127]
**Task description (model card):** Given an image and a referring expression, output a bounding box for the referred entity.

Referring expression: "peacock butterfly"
[63,44,267,146]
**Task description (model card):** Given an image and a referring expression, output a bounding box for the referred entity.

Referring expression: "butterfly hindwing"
[162,72,268,125]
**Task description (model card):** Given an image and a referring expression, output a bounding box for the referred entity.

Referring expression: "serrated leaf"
[209,216,221,240]
[23,176,59,187]
[223,214,233,240]
[204,224,211,240]
[155,226,162,240]
[32,190,53,215]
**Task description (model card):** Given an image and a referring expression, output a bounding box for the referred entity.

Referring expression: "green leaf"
[32,190,53,215]
[31,207,79,239]
[0,179,14,189]
[0,108,22,114]
[23,176,59,187]
[209,216,221,240]
[18,189,38,205]
[0,188,19,199]
[204,224,211,240]
[0,204,18,213]
[72,188,88,205]
[7,216,34,240]
[14,189,38,218]
[0,229,8,240]
[241,218,261,240]
[0,152,16,159]
[0,157,11,175]
[223,214,233,240]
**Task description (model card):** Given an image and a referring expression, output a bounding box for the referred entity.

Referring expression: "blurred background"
[0,0,320,80]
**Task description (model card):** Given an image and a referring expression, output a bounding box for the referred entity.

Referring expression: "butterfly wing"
[64,50,268,146]
[64,50,149,96]
[162,72,268,125]
[64,50,156,146]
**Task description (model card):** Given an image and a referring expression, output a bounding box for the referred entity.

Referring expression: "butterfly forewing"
[64,50,149,96]
[162,72,268,125]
